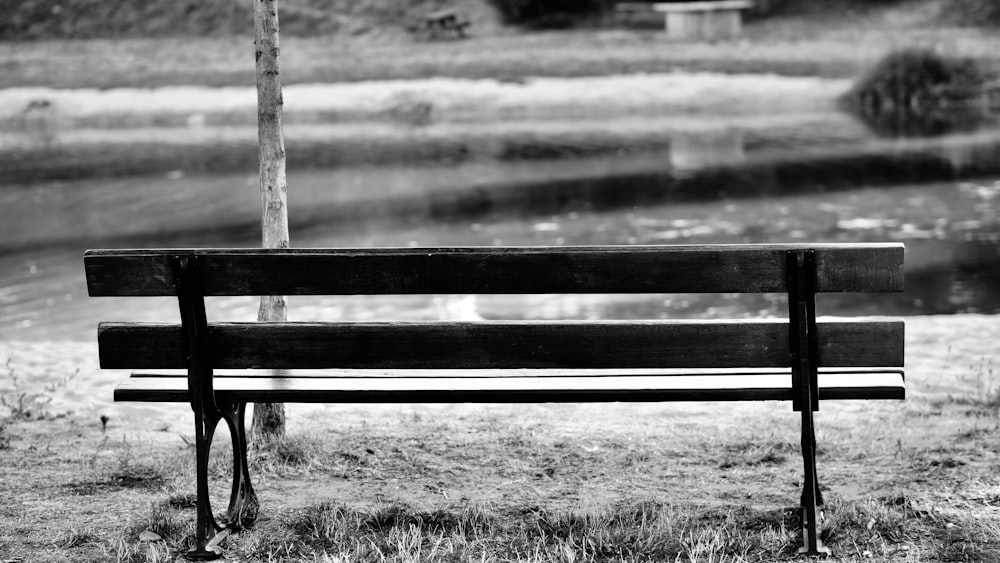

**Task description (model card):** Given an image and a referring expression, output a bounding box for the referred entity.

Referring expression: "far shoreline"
[3,24,1000,91]
[0,72,850,129]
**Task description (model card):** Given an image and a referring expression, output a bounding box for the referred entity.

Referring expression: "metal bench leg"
[804,423,825,509]
[798,404,829,556]
[186,403,258,560]
[174,254,257,559]
[187,410,226,561]
[787,249,830,557]
[219,401,259,530]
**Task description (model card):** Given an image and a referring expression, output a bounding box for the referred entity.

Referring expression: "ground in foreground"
[1,316,999,562]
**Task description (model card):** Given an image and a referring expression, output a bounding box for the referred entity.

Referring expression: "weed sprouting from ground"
[109,535,175,563]
[718,440,795,469]
[57,527,101,549]
[934,510,1000,562]
[0,419,10,450]
[166,492,198,509]
[67,435,171,494]
[87,435,110,468]
[973,356,999,410]
[136,502,189,541]
[0,358,62,420]
[942,354,1000,412]
[822,496,911,546]
[104,438,171,489]
[253,433,323,475]
[102,502,194,563]
[1,357,78,420]
[815,494,1000,562]
[107,462,167,490]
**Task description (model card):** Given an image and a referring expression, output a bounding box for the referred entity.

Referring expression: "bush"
[485,0,604,27]
[940,0,1000,26]
[841,48,986,136]
[0,0,254,39]
[0,0,426,39]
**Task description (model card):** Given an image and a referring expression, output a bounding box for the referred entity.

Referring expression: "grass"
[938,347,1000,412]
[1,335,999,561]
[280,500,773,560]
[81,490,1000,561]
[2,304,999,563]
[0,358,77,421]
[1,324,998,561]
[970,356,999,409]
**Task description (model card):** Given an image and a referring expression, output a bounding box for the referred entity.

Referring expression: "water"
[2,104,1000,343]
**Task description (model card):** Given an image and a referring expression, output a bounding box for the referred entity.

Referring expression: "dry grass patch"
[2,317,999,561]
[1,401,998,561]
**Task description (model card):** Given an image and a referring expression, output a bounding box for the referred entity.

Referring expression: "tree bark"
[252,0,289,444]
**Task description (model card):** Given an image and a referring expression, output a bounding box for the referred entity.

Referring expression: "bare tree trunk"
[252,0,289,444]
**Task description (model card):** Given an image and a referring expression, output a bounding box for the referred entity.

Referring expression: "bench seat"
[116,368,905,404]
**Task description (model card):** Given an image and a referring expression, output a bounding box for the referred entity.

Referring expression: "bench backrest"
[85,244,904,375]
[85,245,903,296]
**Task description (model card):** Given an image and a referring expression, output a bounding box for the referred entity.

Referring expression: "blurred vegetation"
[841,48,988,137]
[0,0,470,39]
[485,0,603,27]
[2,0,998,39]
[940,0,1000,26]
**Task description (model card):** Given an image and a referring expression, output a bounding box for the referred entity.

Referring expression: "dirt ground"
[1,315,998,561]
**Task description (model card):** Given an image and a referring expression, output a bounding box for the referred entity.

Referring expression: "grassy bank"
[4,0,1000,90]
[1,315,998,561]
[2,0,998,41]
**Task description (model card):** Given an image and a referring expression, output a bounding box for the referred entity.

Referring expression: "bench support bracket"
[174,256,259,560]
[787,250,830,557]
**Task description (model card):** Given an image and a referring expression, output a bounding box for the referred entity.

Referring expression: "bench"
[414,8,470,40]
[652,1,754,39]
[84,243,905,559]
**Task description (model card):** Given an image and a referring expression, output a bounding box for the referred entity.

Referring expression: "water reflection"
[854,106,990,138]
[1,108,999,341]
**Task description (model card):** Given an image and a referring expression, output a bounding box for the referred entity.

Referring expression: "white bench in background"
[653,1,754,39]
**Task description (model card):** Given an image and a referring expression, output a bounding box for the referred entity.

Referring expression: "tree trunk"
[252,0,289,444]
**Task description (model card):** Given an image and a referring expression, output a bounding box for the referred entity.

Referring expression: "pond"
[1,95,999,342]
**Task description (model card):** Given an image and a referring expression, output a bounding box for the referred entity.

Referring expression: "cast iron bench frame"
[84,243,905,559]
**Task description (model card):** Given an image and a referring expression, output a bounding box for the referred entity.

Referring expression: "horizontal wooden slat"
[84,244,904,296]
[98,319,904,370]
[113,368,905,403]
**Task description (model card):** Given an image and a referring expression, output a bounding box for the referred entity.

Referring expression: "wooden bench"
[414,8,470,40]
[653,1,754,39]
[84,244,905,559]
